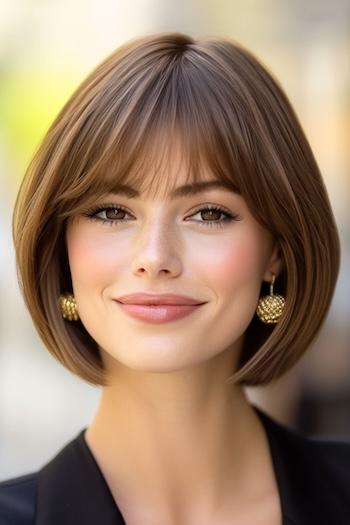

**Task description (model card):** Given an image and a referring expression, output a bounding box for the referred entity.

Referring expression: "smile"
[114,302,205,324]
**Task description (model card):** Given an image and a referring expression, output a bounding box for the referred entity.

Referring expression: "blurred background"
[1,0,349,480]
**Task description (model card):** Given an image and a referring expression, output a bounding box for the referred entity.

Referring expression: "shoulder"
[0,429,90,525]
[257,405,350,479]
[0,471,38,525]
[255,405,350,523]
[305,432,350,488]
[278,414,350,475]
[288,428,350,518]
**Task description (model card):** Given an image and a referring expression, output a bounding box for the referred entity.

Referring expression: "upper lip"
[115,293,206,305]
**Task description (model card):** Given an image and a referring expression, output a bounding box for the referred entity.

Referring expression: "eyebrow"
[105,180,240,198]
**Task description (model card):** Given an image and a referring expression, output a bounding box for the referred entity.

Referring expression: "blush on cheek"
[201,238,263,289]
[67,229,124,286]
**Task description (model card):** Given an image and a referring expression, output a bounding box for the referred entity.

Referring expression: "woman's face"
[65,157,282,377]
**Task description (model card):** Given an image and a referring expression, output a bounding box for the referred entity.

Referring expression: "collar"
[35,404,343,525]
[35,427,124,524]
[255,405,348,525]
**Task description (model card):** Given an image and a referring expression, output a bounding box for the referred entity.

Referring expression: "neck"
[84,352,276,522]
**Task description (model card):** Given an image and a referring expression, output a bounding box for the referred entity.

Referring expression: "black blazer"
[1,404,350,525]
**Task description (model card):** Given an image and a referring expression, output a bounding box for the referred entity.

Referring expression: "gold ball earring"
[256,273,285,324]
[59,293,79,321]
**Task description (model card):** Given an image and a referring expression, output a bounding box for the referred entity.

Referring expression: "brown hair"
[12,32,340,386]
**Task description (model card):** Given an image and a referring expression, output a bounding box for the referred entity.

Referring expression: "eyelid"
[189,202,234,216]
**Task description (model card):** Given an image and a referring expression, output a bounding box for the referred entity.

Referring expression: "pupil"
[203,210,219,220]
[106,209,123,219]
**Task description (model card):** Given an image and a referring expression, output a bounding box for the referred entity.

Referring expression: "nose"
[131,218,182,279]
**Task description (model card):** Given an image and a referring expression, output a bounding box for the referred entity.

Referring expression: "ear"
[262,241,284,282]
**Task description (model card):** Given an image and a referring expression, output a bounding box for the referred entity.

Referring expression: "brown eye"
[188,205,239,228]
[82,204,132,225]
[104,208,127,220]
[199,209,223,221]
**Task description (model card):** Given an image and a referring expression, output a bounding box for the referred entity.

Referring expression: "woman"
[1,32,349,525]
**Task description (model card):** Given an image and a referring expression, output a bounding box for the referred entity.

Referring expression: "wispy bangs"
[56,51,251,220]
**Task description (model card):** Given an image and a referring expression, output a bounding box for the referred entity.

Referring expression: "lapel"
[35,429,125,524]
[254,405,346,525]
[35,404,347,525]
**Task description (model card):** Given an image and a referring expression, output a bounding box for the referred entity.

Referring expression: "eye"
[82,204,132,226]
[188,205,240,228]
[81,203,240,228]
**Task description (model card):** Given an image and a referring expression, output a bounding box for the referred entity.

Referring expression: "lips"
[115,293,206,306]
[115,301,206,324]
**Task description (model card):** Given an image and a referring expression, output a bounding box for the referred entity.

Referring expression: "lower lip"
[115,302,205,323]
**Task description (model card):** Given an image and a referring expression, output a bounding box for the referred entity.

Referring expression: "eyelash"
[82,203,240,229]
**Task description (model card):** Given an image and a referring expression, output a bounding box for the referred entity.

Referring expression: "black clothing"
[1,404,350,524]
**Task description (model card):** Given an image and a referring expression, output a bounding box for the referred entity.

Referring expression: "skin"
[65,149,283,524]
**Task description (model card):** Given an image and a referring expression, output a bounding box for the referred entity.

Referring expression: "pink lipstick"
[114,293,207,324]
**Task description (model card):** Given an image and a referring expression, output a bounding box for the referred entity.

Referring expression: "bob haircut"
[12,32,340,387]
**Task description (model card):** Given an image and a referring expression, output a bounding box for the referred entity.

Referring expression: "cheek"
[66,227,123,287]
[193,231,266,290]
